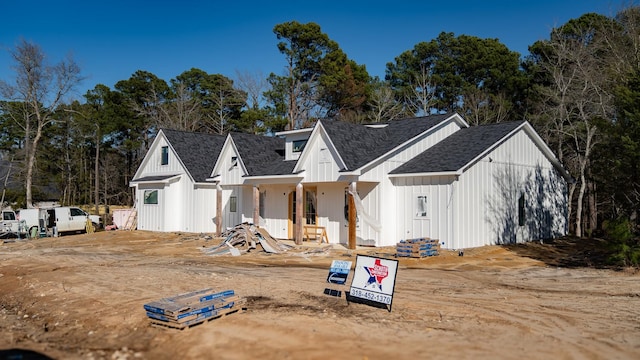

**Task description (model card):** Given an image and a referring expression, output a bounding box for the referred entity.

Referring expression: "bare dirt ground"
[1,230,639,360]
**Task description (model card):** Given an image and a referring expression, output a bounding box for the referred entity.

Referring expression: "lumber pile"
[202,223,292,256]
[396,238,440,258]
[144,288,246,329]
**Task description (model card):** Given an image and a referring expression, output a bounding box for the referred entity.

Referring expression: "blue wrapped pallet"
[143,289,245,329]
[396,238,440,258]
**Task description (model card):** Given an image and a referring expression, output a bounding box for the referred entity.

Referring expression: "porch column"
[253,185,260,226]
[295,183,303,245]
[348,182,357,250]
[215,183,222,237]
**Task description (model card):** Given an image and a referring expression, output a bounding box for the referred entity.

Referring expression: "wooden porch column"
[295,183,303,245]
[253,185,260,226]
[215,183,222,237]
[348,182,357,250]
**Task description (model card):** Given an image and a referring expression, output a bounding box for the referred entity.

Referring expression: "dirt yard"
[1,230,639,360]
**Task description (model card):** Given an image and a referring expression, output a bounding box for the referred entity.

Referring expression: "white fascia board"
[241,172,305,185]
[358,113,465,174]
[130,174,182,184]
[210,134,248,177]
[388,171,460,178]
[275,127,313,137]
[209,134,233,177]
[131,130,166,181]
[459,123,525,174]
[293,121,347,173]
[521,122,573,181]
[229,137,249,175]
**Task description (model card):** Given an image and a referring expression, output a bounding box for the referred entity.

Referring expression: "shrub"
[604,217,640,267]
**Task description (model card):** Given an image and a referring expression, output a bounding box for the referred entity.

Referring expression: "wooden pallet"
[144,289,234,316]
[397,238,440,258]
[397,249,439,258]
[149,306,246,330]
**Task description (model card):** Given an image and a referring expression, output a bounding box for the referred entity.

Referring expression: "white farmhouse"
[130,113,570,249]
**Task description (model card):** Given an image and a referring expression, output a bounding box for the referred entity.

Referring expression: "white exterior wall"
[452,129,567,249]
[392,129,567,250]
[218,186,242,230]
[133,134,192,233]
[303,131,344,181]
[189,185,217,233]
[259,184,292,239]
[393,176,455,247]
[359,120,461,247]
[136,183,165,231]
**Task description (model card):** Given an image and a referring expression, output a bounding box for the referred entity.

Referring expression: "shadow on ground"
[504,236,616,269]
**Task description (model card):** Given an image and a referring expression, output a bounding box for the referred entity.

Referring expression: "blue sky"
[0,0,619,100]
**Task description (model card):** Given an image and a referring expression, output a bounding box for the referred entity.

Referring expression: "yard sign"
[348,255,398,311]
[323,260,352,298]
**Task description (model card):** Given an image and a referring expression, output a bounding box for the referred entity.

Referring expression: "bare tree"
[235,70,267,109]
[534,21,615,237]
[462,87,511,125]
[157,82,202,131]
[368,81,404,122]
[0,39,82,207]
[405,62,437,116]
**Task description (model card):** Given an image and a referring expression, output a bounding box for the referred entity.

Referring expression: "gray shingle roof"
[231,132,296,176]
[162,129,226,182]
[320,113,455,171]
[390,120,525,174]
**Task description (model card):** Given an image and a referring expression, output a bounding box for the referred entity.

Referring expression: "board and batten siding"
[136,183,164,231]
[142,136,185,176]
[301,131,343,182]
[259,184,291,239]
[358,120,461,247]
[453,129,567,249]
[188,185,217,233]
[134,135,189,232]
[393,176,455,247]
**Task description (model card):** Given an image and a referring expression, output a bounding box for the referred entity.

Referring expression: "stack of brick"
[396,238,440,258]
[143,288,246,329]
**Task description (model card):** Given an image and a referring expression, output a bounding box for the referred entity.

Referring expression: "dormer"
[275,127,313,161]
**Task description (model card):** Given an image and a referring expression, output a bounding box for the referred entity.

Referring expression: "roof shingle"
[390,121,525,174]
[162,129,226,182]
[320,113,455,171]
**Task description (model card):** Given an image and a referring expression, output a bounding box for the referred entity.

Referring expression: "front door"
[288,187,317,239]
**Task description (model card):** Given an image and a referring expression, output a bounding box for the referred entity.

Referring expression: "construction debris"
[396,238,440,258]
[144,288,246,330]
[202,223,292,256]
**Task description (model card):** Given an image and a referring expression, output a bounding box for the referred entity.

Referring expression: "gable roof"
[390,121,525,174]
[162,129,226,182]
[319,113,457,171]
[230,132,297,176]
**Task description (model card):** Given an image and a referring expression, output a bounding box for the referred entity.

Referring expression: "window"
[70,208,86,216]
[144,190,158,204]
[230,156,238,169]
[230,196,237,212]
[319,148,329,163]
[259,191,266,218]
[305,190,316,225]
[292,140,307,153]
[415,195,427,218]
[518,193,525,226]
[161,146,169,165]
[3,212,15,220]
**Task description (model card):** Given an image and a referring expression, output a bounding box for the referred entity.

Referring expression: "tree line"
[1,7,640,249]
